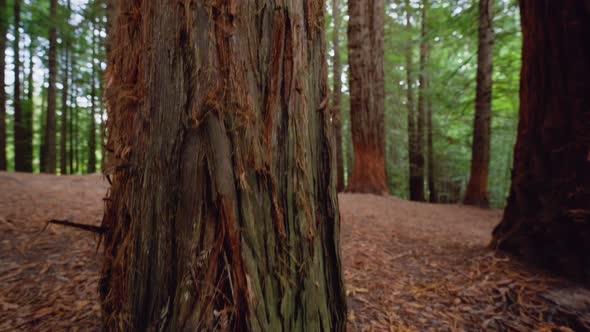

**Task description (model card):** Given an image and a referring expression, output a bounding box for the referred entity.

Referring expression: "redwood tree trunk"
[0,0,7,170]
[87,27,96,174]
[100,1,347,331]
[464,0,494,208]
[44,0,58,173]
[492,0,590,283]
[427,99,437,203]
[332,0,345,192]
[61,1,70,175]
[346,0,388,194]
[415,0,429,202]
[405,0,423,201]
[13,0,24,171]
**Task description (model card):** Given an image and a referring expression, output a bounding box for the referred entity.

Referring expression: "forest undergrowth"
[0,172,588,331]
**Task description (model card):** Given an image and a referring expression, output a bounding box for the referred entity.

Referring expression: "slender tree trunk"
[60,1,71,175]
[414,0,429,202]
[44,0,58,173]
[39,73,47,173]
[23,39,33,171]
[87,24,97,174]
[0,0,7,170]
[69,56,75,173]
[346,0,388,194]
[332,0,345,191]
[73,87,79,173]
[13,0,25,171]
[100,2,347,330]
[492,0,590,283]
[464,0,494,207]
[405,0,421,201]
[427,98,437,203]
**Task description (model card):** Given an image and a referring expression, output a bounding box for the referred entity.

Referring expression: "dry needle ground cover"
[1,172,589,331]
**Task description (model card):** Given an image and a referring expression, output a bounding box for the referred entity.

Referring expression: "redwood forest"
[0,0,589,331]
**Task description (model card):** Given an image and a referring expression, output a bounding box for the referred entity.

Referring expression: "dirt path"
[1,172,588,331]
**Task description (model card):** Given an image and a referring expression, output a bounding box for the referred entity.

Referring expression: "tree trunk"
[60,1,71,175]
[415,0,429,202]
[405,0,422,201]
[492,0,590,283]
[87,25,96,174]
[345,0,388,194]
[13,0,24,171]
[23,38,33,171]
[39,73,47,173]
[464,0,494,208]
[99,1,347,331]
[0,0,7,170]
[69,55,75,173]
[427,98,437,203]
[44,0,58,173]
[332,0,345,192]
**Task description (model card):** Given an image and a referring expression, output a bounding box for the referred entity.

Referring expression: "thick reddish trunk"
[464,0,494,208]
[415,0,429,202]
[13,0,24,171]
[100,1,346,330]
[427,100,437,203]
[346,0,388,195]
[492,0,590,283]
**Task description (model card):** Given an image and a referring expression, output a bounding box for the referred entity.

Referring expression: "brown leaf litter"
[1,172,589,331]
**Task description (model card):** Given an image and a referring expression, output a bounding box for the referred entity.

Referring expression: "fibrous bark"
[427,99,437,203]
[346,0,388,194]
[332,0,345,192]
[0,0,7,170]
[464,0,494,208]
[60,0,71,175]
[492,0,590,283]
[43,0,58,173]
[100,1,347,331]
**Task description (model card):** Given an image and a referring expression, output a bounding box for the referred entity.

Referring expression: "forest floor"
[1,172,589,332]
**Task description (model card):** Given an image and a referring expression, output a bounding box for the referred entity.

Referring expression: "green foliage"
[329,0,521,207]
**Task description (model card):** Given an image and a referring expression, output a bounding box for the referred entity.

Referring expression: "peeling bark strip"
[492,0,590,283]
[100,1,346,331]
[346,0,388,194]
[464,0,494,208]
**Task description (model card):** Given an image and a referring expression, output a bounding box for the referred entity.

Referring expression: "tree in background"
[43,0,58,173]
[0,0,6,170]
[100,1,346,330]
[87,21,96,174]
[13,0,26,171]
[346,0,388,194]
[60,0,71,175]
[332,0,344,191]
[415,0,429,202]
[464,0,494,207]
[492,0,590,283]
[405,0,424,201]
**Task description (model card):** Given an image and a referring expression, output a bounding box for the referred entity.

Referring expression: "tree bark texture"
[0,0,7,170]
[100,1,347,331]
[346,0,388,194]
[44,0,58,173]
[492,0,590,283]
[464,0,494,208]
[23,39,33,171]
[332,0,344,192]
